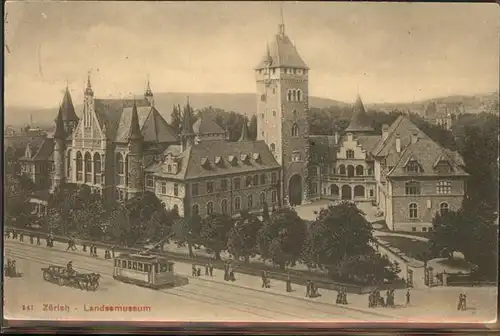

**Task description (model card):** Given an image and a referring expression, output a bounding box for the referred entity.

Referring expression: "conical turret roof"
[345,95,373,133]
[54,105,66,139]
[59,87,79,122]
[128,100,143,141]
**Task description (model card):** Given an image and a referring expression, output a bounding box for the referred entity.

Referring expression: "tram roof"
[116,252,173,263]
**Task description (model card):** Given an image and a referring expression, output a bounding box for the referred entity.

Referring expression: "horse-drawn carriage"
[41,265,101,291]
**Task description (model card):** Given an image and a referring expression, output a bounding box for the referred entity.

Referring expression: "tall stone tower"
[255,17,310,206]
[127,100,144,199]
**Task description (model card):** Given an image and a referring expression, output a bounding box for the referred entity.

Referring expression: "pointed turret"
[54,105,66,139]
[345,95,373,133]
[238,116,251,142]
[54,86,79,135]
[144,76,154,106]
[128,100,144,141]
[85,71,94,97]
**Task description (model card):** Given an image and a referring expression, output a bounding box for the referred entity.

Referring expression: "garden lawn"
[377,236,432,261]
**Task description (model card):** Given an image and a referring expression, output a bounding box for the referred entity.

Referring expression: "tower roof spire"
[279,3,285,35]
[54,104,66,139]
[128,99,143,141]
[345,95,373,133]
[145,74,153,97]
[85,70,94,96]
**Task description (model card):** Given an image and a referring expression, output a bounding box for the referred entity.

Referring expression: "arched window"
[287,90,292,101]
[297,89,302,102]
[207,202,214,215]
[192,204,199,215]
[116,153,124,175]
[330,184,339,196]
[347,165,355,177]
[259,192,266,206]
[293,109,297,119]
[84,152,92,183]
[66,149,72,178]
[247,195,253,208]
[234,197,241,211]
[272,110,277,117]
[409,203,418,219]
[405,181,421,195]
[76,151,83,181]
[270,143,276,152]
[260,173,267,185]
[292,89,297,101]
[338,165,346,175]
[292,123,299,137]
[93,153,101,184]
[221,199,228,215]
[355,165,364,176]
[440,202,449,215]
[354,185,365,197]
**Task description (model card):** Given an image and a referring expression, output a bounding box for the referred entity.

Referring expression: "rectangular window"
[234,178,241,190]
[406,162,420,173]
[146,176,154,187]
[192,183,199,196]
[405,182,421,195]
[206,181,214,194]
[272,190,277,203]
[271,172,277,184]
[436,181,452,194]
[221,179,228,191]
[346,150,355,159]
[174,183,179,196]
[161,181,167,195]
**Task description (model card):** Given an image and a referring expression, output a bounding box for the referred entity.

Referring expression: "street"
[4,239,385,322]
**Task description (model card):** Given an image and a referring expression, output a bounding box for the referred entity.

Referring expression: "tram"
[113,252,185,289]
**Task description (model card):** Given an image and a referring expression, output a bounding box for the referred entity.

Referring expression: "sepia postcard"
[3,1,499,328]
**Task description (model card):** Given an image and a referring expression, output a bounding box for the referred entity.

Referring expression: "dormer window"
[434,159,453,174]
[215,156,222,165]
[171,163,178,174]
[252,153,261,162]
[292,151,301,162]
[201,157,210,169]
[240,154,249,163]
[228,155,237,166]
[406,161,421,173]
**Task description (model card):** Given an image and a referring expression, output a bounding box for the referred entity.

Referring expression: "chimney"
[395,133,401,153]
[411,131,419,144]
[382,124,389,140]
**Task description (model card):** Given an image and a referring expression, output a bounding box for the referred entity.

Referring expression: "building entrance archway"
[341,185,352,200]
[288,174,303,206]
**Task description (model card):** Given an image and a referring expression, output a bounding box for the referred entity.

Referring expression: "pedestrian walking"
[209,263,214,276]
[286,274,292,293]
[406,289,411,305]
[305,280,311,297]
[19,233,24,242]
[36,235,41,245]
[261,270,267,288]
[83,243,87,252]
[205,264,209,276]
[30,235,34,244]
[192,264,197,276]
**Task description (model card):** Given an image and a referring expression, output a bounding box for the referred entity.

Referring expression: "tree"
[226,211,262,263]
[200,213,234,260]
[171,104,182,134]
[430,209,468,259]
[248,115,257,140]
[4,173,33,227]
[302,201,374,272]
[257,207,306,269]
[262,202,270,221]
[144,209,176,251]
[172,214,202,257]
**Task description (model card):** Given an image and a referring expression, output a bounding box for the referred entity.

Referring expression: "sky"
[4,1,500,108]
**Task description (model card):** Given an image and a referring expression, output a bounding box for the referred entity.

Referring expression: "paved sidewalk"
[6,237,497,322]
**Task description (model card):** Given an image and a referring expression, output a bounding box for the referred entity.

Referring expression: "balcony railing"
[325,175,376,182]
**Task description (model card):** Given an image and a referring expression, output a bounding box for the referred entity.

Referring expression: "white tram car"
[113,252,180,289]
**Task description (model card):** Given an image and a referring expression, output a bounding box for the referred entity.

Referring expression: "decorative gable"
[434,155,453,173]
[163,153,179,174]
[214,156,223,165]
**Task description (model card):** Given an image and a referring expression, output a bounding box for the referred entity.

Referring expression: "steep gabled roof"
[128,101,143,141]
[371,116,417,157]
[141,107,179,143]
[193,114,225,135]
[20,137,53,161]
[114,104,151,143]
[255,31,308,70]
[345,95,373,133]
[387,137,468,178]
[145,140,280,180]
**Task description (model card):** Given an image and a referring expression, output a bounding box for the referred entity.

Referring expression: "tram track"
[5,242,373,321]
[5,241,378,321]
[5,245,333,321]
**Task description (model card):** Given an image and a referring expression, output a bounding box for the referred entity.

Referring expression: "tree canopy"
[226,211,262,263]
